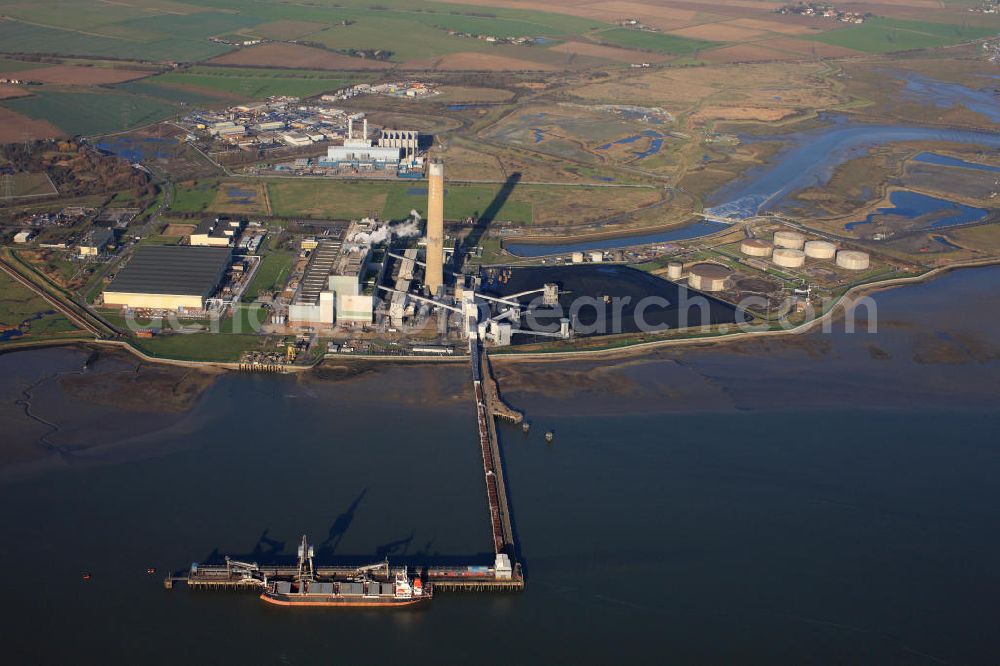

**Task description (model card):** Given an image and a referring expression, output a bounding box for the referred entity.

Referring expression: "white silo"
[804,240,837,259]
[836,250,870,270]
[773,230,806,250]
[772,248,806,268]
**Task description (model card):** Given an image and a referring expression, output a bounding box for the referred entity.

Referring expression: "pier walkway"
[471,338,515,555]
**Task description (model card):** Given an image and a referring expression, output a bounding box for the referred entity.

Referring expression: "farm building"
[102,245,232,311]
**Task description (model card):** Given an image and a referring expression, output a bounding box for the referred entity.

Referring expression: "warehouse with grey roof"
[102,245,232,311]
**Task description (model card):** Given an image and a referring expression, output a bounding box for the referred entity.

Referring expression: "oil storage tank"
[773,230,806,250]
[804,240,837,259]
[836,250,870,270]
[688,263,732,292]
[740,239,773,257]
[772,248,806,268]
[667,261,683,280]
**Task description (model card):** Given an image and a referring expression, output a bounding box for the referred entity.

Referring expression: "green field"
[591,28,717,55]
[0,18,231,62]
[266,180,388,219]
[153,66,363,99]
[170,180,221,213]
[0,270,80,343]
[0,0,609,65]
[243,250,293,301]
[266,179,532,223]
[114,80,232,106]
[132,331,261,361]
[7,172,57,198]
[2,90,177,136]
[807,17,997,53]
[384,183,532,222]
[0,57,47,73]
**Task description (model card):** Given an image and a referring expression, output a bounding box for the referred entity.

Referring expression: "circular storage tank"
[666,261,683,280]
[571,251,584,264]
[772,248,806,268]
[688,263,732,292]
[804,240,837,259]
[740,239,773,257]
[836,250,870,270]
[773,230,806,250]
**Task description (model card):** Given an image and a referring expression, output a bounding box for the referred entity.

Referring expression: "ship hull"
[260,593,429,608]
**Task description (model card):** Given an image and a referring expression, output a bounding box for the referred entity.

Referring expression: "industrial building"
[378,130,419,159]
[103,245,232,311]
[320,118,402,169]
[78,227,115,257]
[287,220,378,326]
[190,217,244,247]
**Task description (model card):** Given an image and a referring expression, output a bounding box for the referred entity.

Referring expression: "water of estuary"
[2,266,1000,664]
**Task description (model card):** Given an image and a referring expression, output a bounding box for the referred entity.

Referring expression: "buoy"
[146,567,157,575]
[545,431,554,443]
[522,422,530,434]
[82,572,91,582]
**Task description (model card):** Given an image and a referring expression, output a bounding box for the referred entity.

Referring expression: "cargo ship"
[260,569,429,607]
[258,535,431,608]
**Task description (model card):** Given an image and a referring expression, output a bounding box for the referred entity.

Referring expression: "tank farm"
[165,339,525,606]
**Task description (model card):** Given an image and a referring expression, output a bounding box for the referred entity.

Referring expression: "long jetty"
[168,335,524,598]
[471,338,516,554]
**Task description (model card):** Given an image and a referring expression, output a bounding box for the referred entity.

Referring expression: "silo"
[688,263,732,292]
[773,230,806,250]
[740,238,773,257]
[836,250,870,270]
[666,261,683,280]
[772,248,806,268]
[804,240,837,259]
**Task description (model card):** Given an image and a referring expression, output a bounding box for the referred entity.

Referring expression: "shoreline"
[2,256,999,370]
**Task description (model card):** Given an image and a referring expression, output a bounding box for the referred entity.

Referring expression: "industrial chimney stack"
[425,159,445,295]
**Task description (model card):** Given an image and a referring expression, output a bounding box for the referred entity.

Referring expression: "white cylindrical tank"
[773,230,806,250]
[590,251,604,263]
[804,240,837,259]
[688,263,732,292]
[740,238,773,257]
[666,261,683,280]
[772,248,806,268]
[836,250,870,270]
[571,252,584,264]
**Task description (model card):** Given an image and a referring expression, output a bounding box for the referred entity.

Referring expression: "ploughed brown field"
[3,65,149,85]
[547,41,672,63]
[701,44,802,63]
[668,22,767,41]
[0,107,61,142]
[0,85,30,100]
[208,43,394,70]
